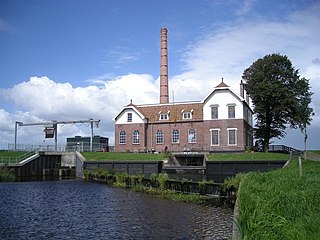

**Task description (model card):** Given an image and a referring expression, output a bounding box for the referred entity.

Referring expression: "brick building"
[113,28,253,153]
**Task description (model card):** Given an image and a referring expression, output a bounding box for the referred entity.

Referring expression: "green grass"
[82,152,168,161]
[310,150,320,155]
[237,160,320,240]
[207,152,289,161]
[0,151,29,164]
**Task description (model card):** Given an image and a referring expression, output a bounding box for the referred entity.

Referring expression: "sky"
[0,0,319,150]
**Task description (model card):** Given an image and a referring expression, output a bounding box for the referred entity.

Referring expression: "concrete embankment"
[5,151,76,181]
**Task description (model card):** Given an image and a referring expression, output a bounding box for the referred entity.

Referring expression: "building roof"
[215,78,229,88]
[136,102,203,123]
[113,80,253,122]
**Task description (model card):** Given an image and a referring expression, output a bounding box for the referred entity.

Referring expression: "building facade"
[113,28,253,153]
[113,80,253,153]
[66,135,109,152]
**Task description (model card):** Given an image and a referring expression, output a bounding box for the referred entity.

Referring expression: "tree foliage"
[242,54,313,151]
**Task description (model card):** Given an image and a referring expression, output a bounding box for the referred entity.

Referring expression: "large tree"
[242,54,313,152]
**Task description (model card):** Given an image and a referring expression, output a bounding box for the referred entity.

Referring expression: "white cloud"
[171,1,320,149]
[0,74,160,148]
[100,46,140,68]
[235,0,256,16]
[0,18,12,32]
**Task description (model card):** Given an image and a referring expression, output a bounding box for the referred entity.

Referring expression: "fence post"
[298,156,302,177]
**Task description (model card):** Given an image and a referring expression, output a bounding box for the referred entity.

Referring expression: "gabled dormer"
[202,79,253,124]
[113,100,146,124]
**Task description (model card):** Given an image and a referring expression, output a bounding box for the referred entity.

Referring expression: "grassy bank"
[237,160,320,239]
[82,152,168,161]
[83,152,290,162]
[207,152,289,161]
[0,151,29,164]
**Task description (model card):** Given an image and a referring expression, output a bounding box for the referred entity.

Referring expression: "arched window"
[188,129,196,143]
[119,131,126,144]
[132,130,140,144]
[156,130,164,144]
[172,129,180,144]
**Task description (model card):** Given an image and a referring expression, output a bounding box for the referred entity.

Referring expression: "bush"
[222,173,246,191]
[157,173,169,190]
[0,165,16,182]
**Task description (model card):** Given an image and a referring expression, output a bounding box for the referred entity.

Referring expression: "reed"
[236,160,320,239]
[0,164,16,182]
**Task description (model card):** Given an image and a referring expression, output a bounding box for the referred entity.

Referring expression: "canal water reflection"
[0,180,233,239]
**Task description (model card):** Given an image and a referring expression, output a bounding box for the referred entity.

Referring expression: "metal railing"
[7,143,113,152]
[0,151,36,164]
[268,145,301,154]
[8,143,66,152]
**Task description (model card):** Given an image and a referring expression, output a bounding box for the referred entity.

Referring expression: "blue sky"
[0,0,319,150]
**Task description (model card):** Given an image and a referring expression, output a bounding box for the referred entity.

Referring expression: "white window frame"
[159,113,169,120]
[172,129,180,144]
[156,130,164,144]
[227,128,237,145]
[132,130,140,144]
[127,113,132,122]
[119,131,126,144]
[210,129,220,146]
[188,129,196,143]
[182,112,192,120]
[227,104,236,119]
[211,105,219,119]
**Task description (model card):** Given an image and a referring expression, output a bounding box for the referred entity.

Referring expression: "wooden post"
[298,156,302,177]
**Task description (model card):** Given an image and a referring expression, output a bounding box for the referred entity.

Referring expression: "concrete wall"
[7,152,77,181]
[206,160,287,183]
[83,161,163,177]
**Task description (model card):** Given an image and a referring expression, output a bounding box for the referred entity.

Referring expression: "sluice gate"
[6,152,76,181]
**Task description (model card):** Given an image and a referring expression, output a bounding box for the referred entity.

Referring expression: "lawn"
[81,152,168,161]
[83,152,290,162]
[237,159,320,239]
[207,152,289,161]
[0,151,29,164]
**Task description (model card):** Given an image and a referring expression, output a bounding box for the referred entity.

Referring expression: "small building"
[66,135,109,152]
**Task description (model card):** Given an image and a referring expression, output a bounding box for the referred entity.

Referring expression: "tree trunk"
[304,126,307,161]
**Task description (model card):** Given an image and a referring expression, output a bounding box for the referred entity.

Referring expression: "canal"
[0,180,233,239]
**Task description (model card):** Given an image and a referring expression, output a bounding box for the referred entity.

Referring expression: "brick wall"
[145,121,205,152]
[115,119,249,152]
[203,119,245,152]
[114,123,146,152]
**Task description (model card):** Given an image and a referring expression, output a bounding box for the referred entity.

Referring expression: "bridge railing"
[268,145,301,154]
[0,151,36,164]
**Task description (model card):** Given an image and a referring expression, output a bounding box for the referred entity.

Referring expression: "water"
[0,180,233,239]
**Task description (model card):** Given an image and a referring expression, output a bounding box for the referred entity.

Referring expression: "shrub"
[0,164,16,182]
[222,173,246,191]
[157,173,169,190]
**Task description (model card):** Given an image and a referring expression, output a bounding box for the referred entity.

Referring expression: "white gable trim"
[202,86,244,104]
[112,106,146,121]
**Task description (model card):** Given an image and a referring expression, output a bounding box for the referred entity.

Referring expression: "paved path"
[305,151,320,162]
